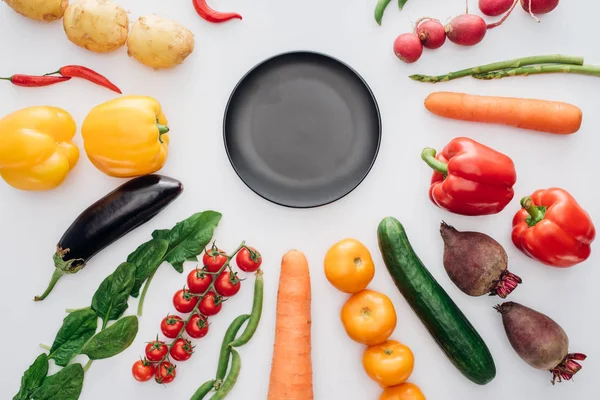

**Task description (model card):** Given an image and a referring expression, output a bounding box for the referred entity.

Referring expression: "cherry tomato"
[132,359,155,382]
[170,338,194,361]
[340,289,397,346]
[324,238,375,293]
[145,340,168,362]
[186,314,209,339]
[379,383,425,400]
[199,291,222,316]
[155,362,176,384]
[203,246,228,273]
[187,267,213,294]
[160,315,184,339]
[173,288,198,313]
[236,247,262,272]
[214,270,241,297]
[363,340,415,388]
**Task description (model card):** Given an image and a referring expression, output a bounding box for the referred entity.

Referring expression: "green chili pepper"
[210,350,242,400]
[229,271,263,348]
[215,314,249,386]
[399,0,409,10]
[190,379,216,400]
[375,0,392,25]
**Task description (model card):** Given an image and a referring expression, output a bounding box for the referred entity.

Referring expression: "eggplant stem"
[34,268,64,301]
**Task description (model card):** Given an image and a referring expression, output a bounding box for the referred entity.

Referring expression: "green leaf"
[48,309,98,367]
[13,354,48,400]
[127,239,169,297]
[399,0,409,9]
[186,255,198,262]
[152,211,222,273]
[30,363,83,400]
[91,262,136,324]
[81,316,138,360]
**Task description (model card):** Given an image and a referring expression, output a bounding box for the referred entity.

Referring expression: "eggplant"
[35,174,183,301]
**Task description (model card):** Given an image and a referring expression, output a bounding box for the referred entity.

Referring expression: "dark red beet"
[521,0,559,14]
[495,302,586,384]
[479,0,515,16]
[416,18,446,49]
[445,14,487,46]
[393,33,423,63]
[440,222,521,298]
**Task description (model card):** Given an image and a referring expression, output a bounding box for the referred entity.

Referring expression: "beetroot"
[440,222,521,298]
[495,302,586,384]
[479,0,515,16]
[393,33,423,63]
[521,0,559,15]
[416,18,446,49]
[445,14,487,46]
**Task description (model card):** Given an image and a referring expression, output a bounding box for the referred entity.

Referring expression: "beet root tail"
[490,270,522,298]
[551,353,587,384]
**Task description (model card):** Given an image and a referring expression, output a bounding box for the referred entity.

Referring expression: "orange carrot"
[267,250,313,400]
[424,92,582,135]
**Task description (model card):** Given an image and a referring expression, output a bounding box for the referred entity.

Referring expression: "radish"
[479,0,515,16]
[440,222,521,298]
[495,302,586,384]
[445,14,488,46]
[393,33,423,63]
[416,18,446,49]
[521,0,559,16]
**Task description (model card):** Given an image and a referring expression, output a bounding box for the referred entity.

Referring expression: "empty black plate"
[223,51,381,208]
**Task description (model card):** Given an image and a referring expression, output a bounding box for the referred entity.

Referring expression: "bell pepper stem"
[521,196,546,226]
[156,122,169,143]
[34,268,64,302]
[421,148,448,175]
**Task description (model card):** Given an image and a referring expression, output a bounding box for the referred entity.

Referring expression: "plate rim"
[222,50,382,209]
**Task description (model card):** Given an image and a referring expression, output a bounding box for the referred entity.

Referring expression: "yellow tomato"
[340,289,397,345]
[324,238,375,293]
[363,340,415,388]
[379,383,426,400]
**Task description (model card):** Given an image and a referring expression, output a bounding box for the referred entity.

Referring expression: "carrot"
[424,92,582,135]
[267,250,313,400]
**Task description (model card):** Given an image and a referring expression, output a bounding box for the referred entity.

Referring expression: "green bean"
[190,380,215,400]
[210,350,242,400]
[374,0,392,26]
[215,314,249,385]
[229,271,264,348]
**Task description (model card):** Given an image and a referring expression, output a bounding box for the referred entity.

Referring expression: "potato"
[63,0,128,53]
[127,14,195,69]
[4,0,68,22]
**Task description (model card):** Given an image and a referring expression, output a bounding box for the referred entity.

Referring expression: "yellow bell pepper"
[81,95,170,177]
[0,106,79,191]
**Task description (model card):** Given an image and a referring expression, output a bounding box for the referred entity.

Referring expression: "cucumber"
[377,216,496,385]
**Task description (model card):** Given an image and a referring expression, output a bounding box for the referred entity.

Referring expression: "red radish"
[445,14,487,46]
[479,0,515,16]
[495,302,586,384]
[393,33,423,63]
[521,0,559,16]
[416,18,446,49]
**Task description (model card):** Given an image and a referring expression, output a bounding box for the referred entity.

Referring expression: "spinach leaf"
[48,309,98,367]
[81,316,138,360]
[13,353,48,400]
[127,239,169,297]
[152,211,222,273]
[91,262,136,324]
[30,363,83,400]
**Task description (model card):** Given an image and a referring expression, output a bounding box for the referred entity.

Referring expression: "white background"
[1,0,598,399]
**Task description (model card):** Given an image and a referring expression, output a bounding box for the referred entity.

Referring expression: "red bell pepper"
[512,188,595,267]
[421,137,517,216]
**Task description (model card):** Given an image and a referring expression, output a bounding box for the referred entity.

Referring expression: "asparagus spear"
[473,64,600,80]
[409,54,584,83]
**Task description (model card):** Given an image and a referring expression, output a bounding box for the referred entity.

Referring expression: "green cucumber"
[377,217,496,385]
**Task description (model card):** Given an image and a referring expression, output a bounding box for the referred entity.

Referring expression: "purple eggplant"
[34,174,183,301]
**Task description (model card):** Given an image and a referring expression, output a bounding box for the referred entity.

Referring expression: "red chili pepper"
[511,188,596,268]
[192,0,242,23]
[0,74,71,87]
[46,65,122,94]
[421,137,517,216]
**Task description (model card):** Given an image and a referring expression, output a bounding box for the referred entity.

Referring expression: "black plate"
[223,51,381,208]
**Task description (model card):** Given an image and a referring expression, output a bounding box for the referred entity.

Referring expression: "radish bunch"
[393,0,560,64]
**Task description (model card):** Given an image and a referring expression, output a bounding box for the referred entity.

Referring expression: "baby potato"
[127,14,195,69]
[4,0,68,22]
[63,0,128,53]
